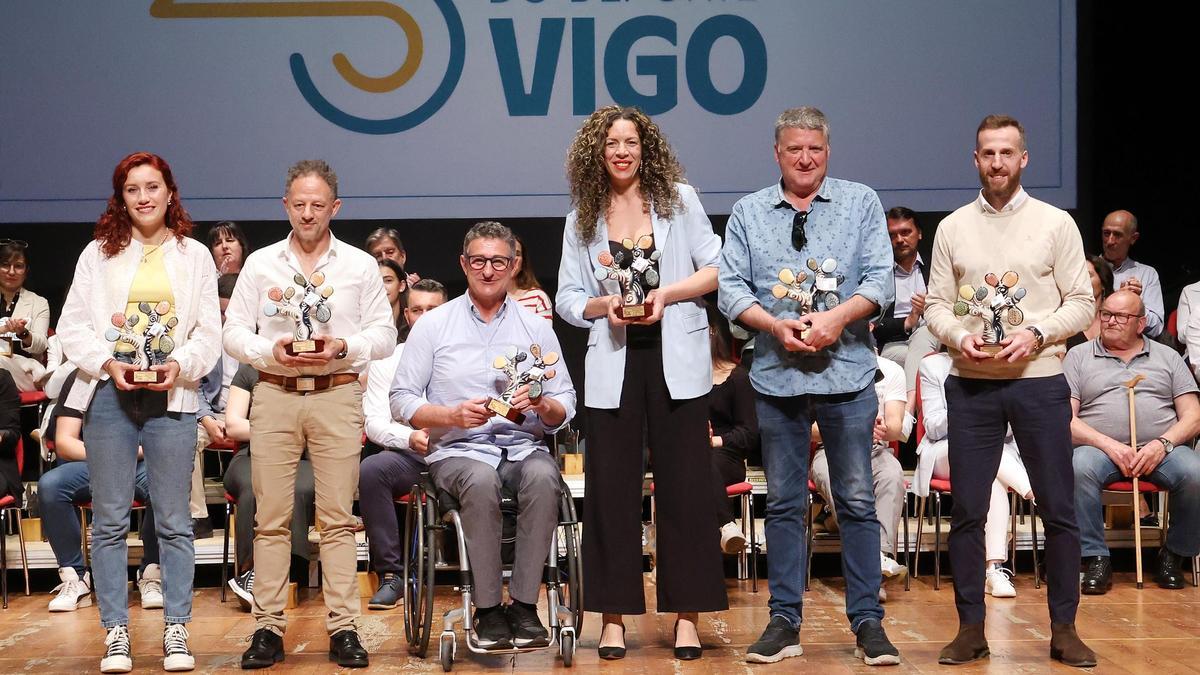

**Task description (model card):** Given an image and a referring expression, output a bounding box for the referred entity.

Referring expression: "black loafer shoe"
[241,628,284,669]
[1155,548,1186,590]
[328,630,369,668]
[1080,556,1112,595]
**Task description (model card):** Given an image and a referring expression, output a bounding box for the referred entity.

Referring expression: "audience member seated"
[1066,290,1200,592]
[1066,255,1114,350]
[390,222,576,650]
[366,227,420,285]
[190,272,240,541]
[1101,210,1164,338]
[706,306,758,554]
[207,221,250,275]
[0,239,50,392]
[915,351,1034,597]
[1177,278,1200,352]
[872,207,940,424]
[378,258,410,341]
[508,233,552,320]
[222,363,315,609]
[810,354,908,599]
[359,279,447,609]
[37,371,163,612]
[0,370,21,502]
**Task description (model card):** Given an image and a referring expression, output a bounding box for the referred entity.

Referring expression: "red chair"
[1167,309,1179,340]
[0,438,30,608]
[1103,479,1200,588]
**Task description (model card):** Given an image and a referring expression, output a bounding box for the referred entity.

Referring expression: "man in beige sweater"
[924,115,1097,668]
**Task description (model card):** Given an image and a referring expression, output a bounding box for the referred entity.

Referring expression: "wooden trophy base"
[285,339,324,356]
[980,343,1004,355]
[486,397,526,424]
[619,303,649,320]
[0,338,14,357]
[125,369,165,384]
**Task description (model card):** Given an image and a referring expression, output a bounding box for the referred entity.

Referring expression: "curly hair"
[94,152,194,257]
[565,106,684,243]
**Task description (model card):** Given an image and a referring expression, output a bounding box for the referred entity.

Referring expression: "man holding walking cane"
[924,115,1096,667]
[1065,290,1200,593]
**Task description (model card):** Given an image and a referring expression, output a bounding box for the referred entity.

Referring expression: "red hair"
[94,152,194,257]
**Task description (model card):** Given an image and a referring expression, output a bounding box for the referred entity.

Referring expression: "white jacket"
[57,236,221,412]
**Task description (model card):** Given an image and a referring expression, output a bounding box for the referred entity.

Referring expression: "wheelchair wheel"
[560,629,575,667]
[439,633,455,672]
[403,486,436,657]
[560,490,584,636]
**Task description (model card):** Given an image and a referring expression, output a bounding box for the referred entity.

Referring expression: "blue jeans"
[1073,444,1200,558]
[83,381,196,627]
[756,385,883,630]
[38,460,159,575]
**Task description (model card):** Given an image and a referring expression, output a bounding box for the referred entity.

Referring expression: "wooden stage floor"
[0,573,1196,673]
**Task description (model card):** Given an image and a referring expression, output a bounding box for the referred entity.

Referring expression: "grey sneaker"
[367,573,403,610]
[746,615,803,664]
[854,619,901,666]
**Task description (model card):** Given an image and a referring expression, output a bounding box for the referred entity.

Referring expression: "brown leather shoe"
[937,623,989,665]
[1050,623,1097,667]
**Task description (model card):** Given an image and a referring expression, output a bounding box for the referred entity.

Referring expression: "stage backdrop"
[1,0,1075,223]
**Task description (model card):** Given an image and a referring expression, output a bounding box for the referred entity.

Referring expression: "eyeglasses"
[0,239,28,249]
[466,255,512,271]
[1099,309,1143,325]
[791,210,809,252]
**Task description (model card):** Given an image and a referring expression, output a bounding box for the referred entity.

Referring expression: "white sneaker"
[48,567,92,612]
[163,623,195,671]
[720,521,748,554]
[985,565,1017,598]
[101,625,133,673]
[880,552,908,579]
[138,563,164,610]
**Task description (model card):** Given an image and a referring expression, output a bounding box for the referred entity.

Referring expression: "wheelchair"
[401,471,582,671]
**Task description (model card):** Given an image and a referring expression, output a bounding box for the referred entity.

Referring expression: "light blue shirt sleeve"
[718,200,760,323]
[390,312,435,426]
[555,213,595,329]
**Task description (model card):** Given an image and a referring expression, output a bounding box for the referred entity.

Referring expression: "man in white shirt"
[223,160,395,669]
[358,278,447,610]
[1102,210,1164,338]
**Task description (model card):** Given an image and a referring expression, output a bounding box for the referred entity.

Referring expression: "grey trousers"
[811,445,906,555]
[879,326,942,393]
[429,451,561,607]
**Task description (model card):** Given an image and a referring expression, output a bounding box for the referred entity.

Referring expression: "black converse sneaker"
[228,569,255,610]
[163,623,195,671]
[101,625,132,673]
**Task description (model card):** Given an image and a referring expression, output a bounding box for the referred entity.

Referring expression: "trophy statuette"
[487,344,560,424]
[104,301,178,384]
[595,235,661,319]
[953,270,1027,354]
[264,271,334,355]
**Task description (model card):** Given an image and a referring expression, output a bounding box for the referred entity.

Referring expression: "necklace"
[140,231,170,262]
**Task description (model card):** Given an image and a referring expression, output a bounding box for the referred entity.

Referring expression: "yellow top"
[115,243,177,354]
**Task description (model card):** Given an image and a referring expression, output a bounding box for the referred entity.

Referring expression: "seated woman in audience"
[1066,255,1114,350]
[57,151,220,673]
[0,239,51,391]
[915,350,1034,597]
[509,233,553,319]
[207,221,250,275]
[37,371,163,613]
[222,362,315,609]
[706,305,758,554]
[378,258,410,341]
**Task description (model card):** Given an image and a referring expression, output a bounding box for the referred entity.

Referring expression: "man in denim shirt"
[718,107,897,666]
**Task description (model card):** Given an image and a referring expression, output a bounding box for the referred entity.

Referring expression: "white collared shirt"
[364,342,418,452]
[976,186,1028,214]
[893,254,926,319]
[222,232,396,376]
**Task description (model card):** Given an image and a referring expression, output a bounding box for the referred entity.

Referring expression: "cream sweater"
[925,195,1094,379]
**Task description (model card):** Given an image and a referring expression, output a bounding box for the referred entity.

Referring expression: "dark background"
[2,5,1191,427]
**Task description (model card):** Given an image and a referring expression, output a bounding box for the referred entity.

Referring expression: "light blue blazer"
[556,183,721,409]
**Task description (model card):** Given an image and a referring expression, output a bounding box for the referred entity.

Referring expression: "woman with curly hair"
[556,106,727,660]
[57,152,220,673]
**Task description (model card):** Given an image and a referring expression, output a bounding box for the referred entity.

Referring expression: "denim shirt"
[718,178,893,397]
[390,294,577,468]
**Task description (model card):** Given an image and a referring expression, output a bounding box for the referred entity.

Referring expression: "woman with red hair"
[57,152,220,673]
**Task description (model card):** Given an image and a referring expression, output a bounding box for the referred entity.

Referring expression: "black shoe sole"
[240,652,284,669]
[328,652,369,668]
[1080,584,1111,595]
[937,647,989,665]
[598,646,626,660]
[674,646,703,660]
[513,635,550,648]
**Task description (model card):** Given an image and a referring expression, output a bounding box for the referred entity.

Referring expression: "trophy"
[594,235,661,319]
[104,301,178,384]
[771,266,813,341]
[263,272,334,355]
[487,343,560,424]
[807,257,844,311]
[953,270,1026,353]
[0,321,15,357]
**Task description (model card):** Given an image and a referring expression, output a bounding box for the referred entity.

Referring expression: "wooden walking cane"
[1124,374,1146,588]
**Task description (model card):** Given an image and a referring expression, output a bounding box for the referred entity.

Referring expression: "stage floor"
[0,572,1197,673]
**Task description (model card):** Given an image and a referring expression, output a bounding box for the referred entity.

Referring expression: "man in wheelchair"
[390,222,576,650]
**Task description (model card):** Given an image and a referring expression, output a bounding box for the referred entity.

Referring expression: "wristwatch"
[1156,436,1175,454]
[1026,325,1046,350]
[335,339,349,360]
